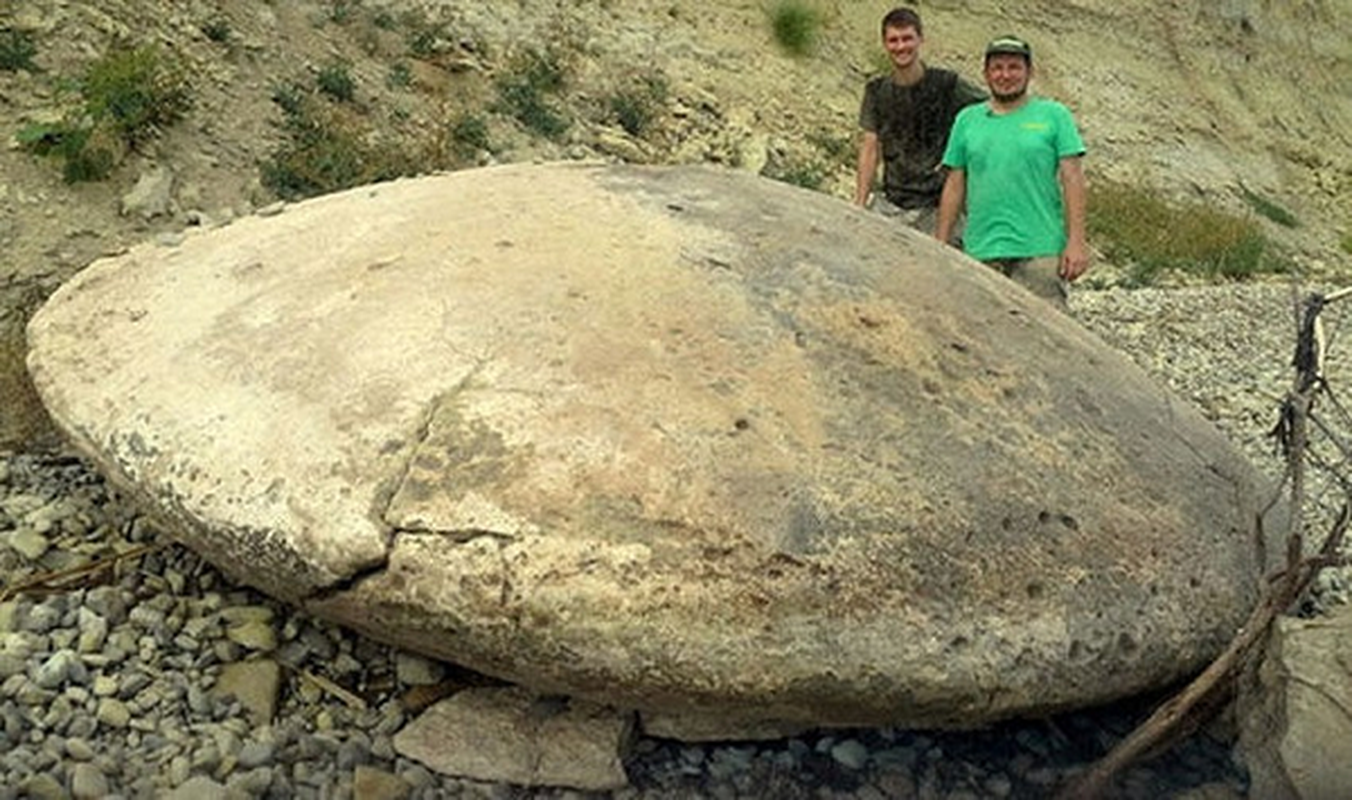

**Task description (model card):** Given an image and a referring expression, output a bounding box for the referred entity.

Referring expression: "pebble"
[6,282,1347,797]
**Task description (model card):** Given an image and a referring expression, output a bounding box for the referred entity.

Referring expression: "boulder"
[1238,604,1352,800]
[26,162,1274,728]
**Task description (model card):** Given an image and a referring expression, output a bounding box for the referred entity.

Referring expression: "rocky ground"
[6,280,1351,799]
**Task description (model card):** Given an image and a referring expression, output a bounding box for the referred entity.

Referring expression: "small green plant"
[765,153,828,190]
[402,10,449,58]
[260,78,466,200]
[0,27,39,72]
[493,49,571,139]
[386,62,412,89]
[270,80,307,118]
[1340,231,1352,255]
[607,71,668,137]
[262,84,411,199]
[317,61,356,102]
[1239,184,1299,228]
[806,129,854,167]
[81,44,192,146]
[18,43,191,182]
[1088,182,1280,285]
[201,18,232,44]
[373,9,397,30]
[450,113,491,157]
[769,0,821,57]
[325,0,360,25]
[17,122,119,182]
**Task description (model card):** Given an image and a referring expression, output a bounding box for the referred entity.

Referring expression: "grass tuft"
[317,61,357,102]
[81,44,192,146]
[325,0,361,25]
[764,152,828,190]
[18,43,191,182]
[201,18,232,44]
[769,1,821,57]
[1088,182,1282,285]
[386,62,412,90]
[607,71,668,137]
[261,77,472,200]
[493,49,571,139]
[450,113,491,158]
[1239,184,1299,228]
[0,27,39,72]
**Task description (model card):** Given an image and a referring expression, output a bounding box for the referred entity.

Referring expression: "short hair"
[881,7,923,38]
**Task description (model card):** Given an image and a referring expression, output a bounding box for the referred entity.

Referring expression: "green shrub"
[806,129,854,167]
[325,0,360,25]
[1340,231,1352,255]
[17,122,118,182]
[450,113,491,157]
[1239,184,1299,228]
[317,61,357,102]
[769,1,820,57]
[201,18,233,44]
[607,72,667,137]
[402,10,449,58]
[765,154,828,190]
[270,80,307,118]
[1088,182,1279,285]
[261,81,425,200]
[386,62,412,89]
[81,45,191,146]
[0,28,39,72]
[493,49,571,139]
[18,43,190,182]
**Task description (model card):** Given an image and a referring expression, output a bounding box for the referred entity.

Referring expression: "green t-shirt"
[859,67,986,209]
[941,98,1086,260]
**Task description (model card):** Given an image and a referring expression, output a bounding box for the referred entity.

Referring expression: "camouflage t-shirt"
[859,67,986,209]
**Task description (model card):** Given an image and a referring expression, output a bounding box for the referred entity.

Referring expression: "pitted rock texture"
[27,162,1273,728]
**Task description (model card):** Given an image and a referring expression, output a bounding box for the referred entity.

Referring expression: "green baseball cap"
[985,35,1032,61]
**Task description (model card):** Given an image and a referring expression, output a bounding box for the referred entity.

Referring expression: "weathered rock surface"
[392,687,634,791]
[27,162,1274,728]
[1238,603,1352,800]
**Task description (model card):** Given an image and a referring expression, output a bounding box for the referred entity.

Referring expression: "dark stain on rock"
[399,399,526,506]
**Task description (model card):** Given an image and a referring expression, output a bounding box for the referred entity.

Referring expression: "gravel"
[4,281,1350,799]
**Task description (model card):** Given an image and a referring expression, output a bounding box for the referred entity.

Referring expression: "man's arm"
[854,130,880,207]
[954,76,988,109]
[1057,155,1088,281]
[935,168,965,246]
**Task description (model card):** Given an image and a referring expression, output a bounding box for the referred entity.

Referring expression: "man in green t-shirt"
[935,35,1088,307]
[855,7,986,237]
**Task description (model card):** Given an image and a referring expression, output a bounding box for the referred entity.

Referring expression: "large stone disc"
[27,163,1271,728]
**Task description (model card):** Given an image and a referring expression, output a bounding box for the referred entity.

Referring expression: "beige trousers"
[984,256,1068,309]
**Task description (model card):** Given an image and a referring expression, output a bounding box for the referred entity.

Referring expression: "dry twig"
[292,667,369,711]
[0,542,163,602]
[1057,288,1352,799]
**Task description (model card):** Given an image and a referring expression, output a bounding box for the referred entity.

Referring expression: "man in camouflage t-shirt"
[854,7,985,238]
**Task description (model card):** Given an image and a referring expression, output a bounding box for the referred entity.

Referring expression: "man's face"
[984,54,1031,102]
[882,25,922,71]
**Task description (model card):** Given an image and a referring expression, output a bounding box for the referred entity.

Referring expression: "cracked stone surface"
[26,162,1277,728]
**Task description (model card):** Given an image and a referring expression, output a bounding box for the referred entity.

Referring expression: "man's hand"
[1060,239,1089,282]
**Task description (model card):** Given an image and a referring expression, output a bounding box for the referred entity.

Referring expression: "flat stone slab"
[27,163,1272,728]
